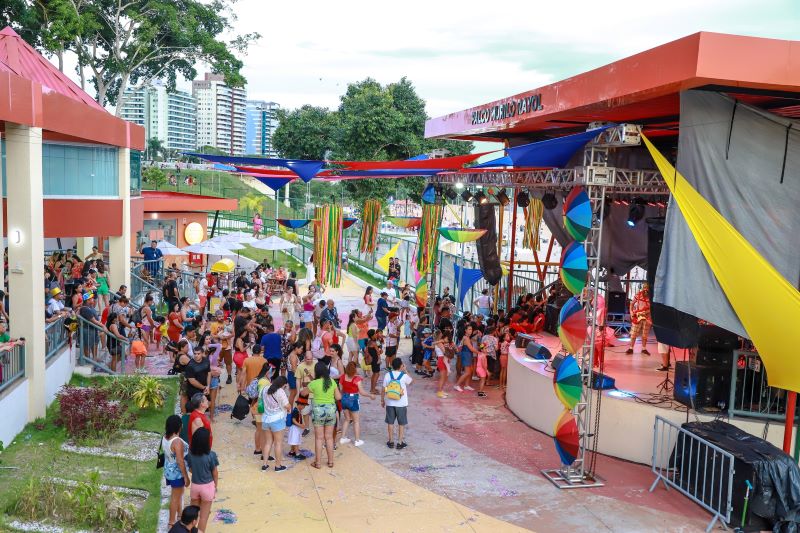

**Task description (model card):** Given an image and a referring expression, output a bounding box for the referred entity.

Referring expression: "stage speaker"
[515,333,534,349]
[606,291,626,315]
[525,341,552,361]
[474,204,502,285]
[551,353,567,371]
[590,371,616,390]
[647,220,700,348]
[697,324,739,352]
[695,349,734,368]
[673,361,730,409]
[544,304,561,335]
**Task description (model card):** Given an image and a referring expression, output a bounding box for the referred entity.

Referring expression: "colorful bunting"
[523,198,544,250]
[438,227,487,243]
[343,218,358,229]
[377,241,402,273]
[358,200,382,253]
[453,264,485,308]
[277,219,312,229]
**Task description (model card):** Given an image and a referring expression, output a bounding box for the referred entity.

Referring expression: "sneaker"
[387,441,395,449]
[268,455,275,461]
[274,465,287,472]
[261,465,269,471]
[625,348,634,354]
[656,366,670,372]
[422,373,432,379]
[340,437,351,444]
[436,391,448,399]
[226,376,233,384]
[302,429,310,437]
[471,376,480,381]
[477,391,487,398]
[641,349,651,356]
[295,453,308,460]
[253,450,262,455]
[454,385,463,392]
[464,385,475,391]
[396,442,408,450]
[354,440,365,447]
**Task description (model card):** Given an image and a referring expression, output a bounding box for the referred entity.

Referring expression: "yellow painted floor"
[206,374,530,533]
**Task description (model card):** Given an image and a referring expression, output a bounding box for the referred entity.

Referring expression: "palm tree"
[239,192,265,216]
[146,137,165,161]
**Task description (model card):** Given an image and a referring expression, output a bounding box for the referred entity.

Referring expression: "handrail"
[45,316,70,362]
[0,344,25,395]
[77,314,129,374]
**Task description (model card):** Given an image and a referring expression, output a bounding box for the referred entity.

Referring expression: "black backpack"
[231,394,250,420]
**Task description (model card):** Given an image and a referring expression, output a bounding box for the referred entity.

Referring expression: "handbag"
[156,437,165,469]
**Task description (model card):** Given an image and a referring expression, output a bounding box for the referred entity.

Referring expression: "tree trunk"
[114,73,131,117]
[56,50,64,72]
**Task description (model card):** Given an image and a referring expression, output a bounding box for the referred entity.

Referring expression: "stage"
[507,332,794,465]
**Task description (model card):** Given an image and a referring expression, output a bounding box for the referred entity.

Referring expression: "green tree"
[142,166,166,188]
[1,0,260,113]
[272,105,339,160]
[145,137,164,161]
[239,192,265,215]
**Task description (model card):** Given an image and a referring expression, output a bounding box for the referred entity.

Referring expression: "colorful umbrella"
[560,241,588,295]
[552,355,582,410]
[415,275,428,307]
[437,227,487,243]
[553,410,580,465]
[562,187,592,242]
[386,216,422,229]
[343,217,358,229]
[558,296,587,354]
[277,219,312,229]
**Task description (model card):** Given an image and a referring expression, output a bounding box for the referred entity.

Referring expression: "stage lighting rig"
[517,190,530,208]
[626,200,645,227]
[474,191,489,205]
[444,187,457,202]
[542,192,558,210]
[461,190,473,203]
[495,189,510,206]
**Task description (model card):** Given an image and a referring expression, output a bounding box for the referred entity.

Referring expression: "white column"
[109,148,131,295]
[76,237,94,258]
[5,124,46,420]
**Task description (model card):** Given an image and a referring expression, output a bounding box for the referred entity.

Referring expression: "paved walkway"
[153,275,711,532]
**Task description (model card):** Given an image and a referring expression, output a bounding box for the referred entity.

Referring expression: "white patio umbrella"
[208,238,246,251]
[249,235,296,251]
[155,240,188,256]
[183,241,237,256]
[213,231,259,245]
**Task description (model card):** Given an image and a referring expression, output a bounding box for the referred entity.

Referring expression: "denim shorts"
[340,393,360,412]
[311,403,337,426]
[210,376,220,390]
[262,416,286,432]
[165,476,185,488]
[460,349,474,368]
[287,370,297,389]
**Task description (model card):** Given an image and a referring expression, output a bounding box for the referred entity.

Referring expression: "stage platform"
[507,332,793,464]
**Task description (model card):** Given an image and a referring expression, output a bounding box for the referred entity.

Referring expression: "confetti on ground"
[488,475,519,497]
[215,403,233,413]
[213,508,238,524]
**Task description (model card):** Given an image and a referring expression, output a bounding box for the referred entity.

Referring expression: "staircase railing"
[77,315,129,374]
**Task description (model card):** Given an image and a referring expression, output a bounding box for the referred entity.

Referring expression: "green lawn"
[0,376,179,533]
[239,247,307,277]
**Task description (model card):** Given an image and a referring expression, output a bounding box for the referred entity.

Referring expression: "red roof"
[0,27,105,112]
[141,190,239,212]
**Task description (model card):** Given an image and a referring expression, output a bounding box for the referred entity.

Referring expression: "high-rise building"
[192,73,247,155]
[245,100,280,156]
[118,82,197,153]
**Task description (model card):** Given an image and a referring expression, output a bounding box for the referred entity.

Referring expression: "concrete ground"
[151,274,714,532]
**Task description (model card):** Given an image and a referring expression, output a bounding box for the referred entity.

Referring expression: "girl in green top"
[302,361,341,469]
[96,260,110,310]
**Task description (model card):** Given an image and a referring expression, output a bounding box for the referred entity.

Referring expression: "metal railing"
[45,316,70,362]
[0,344,25,394]
[650,416,734,533]
[728,350,796,421]
[77,315,129,374]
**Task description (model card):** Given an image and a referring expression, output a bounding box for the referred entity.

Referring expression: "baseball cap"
[422,327,432,334]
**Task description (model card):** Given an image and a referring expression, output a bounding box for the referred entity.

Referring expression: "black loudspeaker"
[525,342,552,361]
[695,349,733,368]
[590,371,616,390]
[697,324,739,352]
[673,361,730,409]
[551,353,567,371]
[474,204,502,285]
[606,291,626,315]
[544,304,561,335]
[515,333,534,349]
[647,220,700,348]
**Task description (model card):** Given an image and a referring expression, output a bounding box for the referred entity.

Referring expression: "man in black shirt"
[168,504,200,533]
[437,306,454,341]
[234,306,253,341]
[184,347,210,399]
[163,272,180,311]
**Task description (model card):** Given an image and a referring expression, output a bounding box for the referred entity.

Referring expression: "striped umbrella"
[558,296,587,354]
[552,355,582,410]
[277,219,312,229]
[563,187,592,242]
[560,241,588,295]
[386,216,422,229]
[437,227,487,243]
[554,410,580,465]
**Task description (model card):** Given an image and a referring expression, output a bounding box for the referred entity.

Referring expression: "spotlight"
[542,192,558,210]
[626,201,645,227]
[444,187,457,202]
[461,190,473,203]
[495,189,510,206]
[517,191,530,208]
[474,191,488,205]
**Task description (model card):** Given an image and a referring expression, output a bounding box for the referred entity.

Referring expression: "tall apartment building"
[118,82,196,153]
[192,73,247,155]
[245,100,280,156]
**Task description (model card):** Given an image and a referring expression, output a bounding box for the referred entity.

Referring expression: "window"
[42,143,119,196]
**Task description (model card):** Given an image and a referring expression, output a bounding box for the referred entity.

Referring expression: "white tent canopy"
[249,235,296,251]
[155,240,188,256]
[183,241,237,256]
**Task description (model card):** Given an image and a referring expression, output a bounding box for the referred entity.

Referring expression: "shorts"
[630,320,651,340]
[287,370,297,389]
[233,351,247,369]
[340,393,360,412]
[141,324,152,333]
[262,416,286,432]
[358,339,367,350]
[376,316,387,330]
[385,345,397,357]
[311,403,337,426]
[190,481,216,502]
[385,405,408,426]
[370,358,381,374]
[345,337,358,353]
[437,357,448,372]
[460,350,474,368]
[423,350,432,361]
[210,376,220,390]
[165,476,185,488]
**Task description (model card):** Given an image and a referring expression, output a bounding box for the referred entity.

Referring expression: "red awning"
[337,152,491,170]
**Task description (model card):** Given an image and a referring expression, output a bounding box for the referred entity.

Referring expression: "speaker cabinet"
[525,342,552,361]
[673,361,730,409]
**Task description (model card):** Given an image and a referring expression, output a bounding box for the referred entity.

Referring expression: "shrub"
[98,375,142,401]
[56,386,135,442]
[132,376,166,410]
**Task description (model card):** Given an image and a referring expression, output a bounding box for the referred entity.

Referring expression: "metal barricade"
[0,344,25,394]
[45,316,70,362]
[77,315,129,374]
[650,415,734,532]
[728,350,795,421]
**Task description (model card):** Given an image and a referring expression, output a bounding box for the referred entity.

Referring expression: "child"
[499,331,512,389]
[206,342,222,422]
[381,358,413,450]
[130,328,148,374]
[434,331,452,399]
[421,328,434,376]
[475,340,489,398]
[481,326,499,386]
[286,405,308,460]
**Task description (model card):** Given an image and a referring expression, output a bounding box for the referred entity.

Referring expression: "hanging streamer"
[359,200,382,253]
[522,198,544,251]
[313,205,344,287]
[416,204,444,275]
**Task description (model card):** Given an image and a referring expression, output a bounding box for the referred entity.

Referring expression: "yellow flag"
[377,240,402,273]
[642,135,800,392]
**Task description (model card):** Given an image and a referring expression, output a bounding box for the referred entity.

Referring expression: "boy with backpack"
[381,358,413,449]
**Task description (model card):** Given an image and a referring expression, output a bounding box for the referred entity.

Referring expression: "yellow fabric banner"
[377,240,402,273]
[642,135,800,392]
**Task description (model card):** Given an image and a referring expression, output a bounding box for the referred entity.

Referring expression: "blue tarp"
[453,264,485,308]
[473,126,612,169]
[255,177,293,192]
[184,153,323,183]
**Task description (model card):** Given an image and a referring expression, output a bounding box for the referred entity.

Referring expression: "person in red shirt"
[338,361,375,447]
[627,284,652,355]
[188,393,213,449]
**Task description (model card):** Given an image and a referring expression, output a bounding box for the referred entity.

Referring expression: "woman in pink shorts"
[188,427,218,533]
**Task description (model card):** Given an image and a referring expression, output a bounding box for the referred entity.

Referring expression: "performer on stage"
[626,283,652,355]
